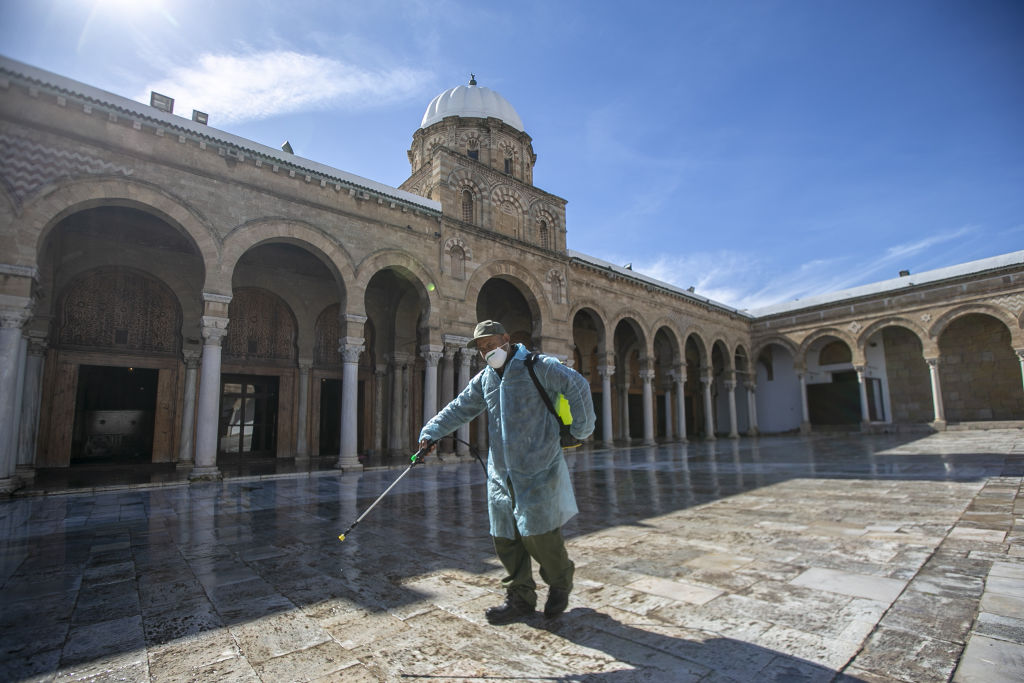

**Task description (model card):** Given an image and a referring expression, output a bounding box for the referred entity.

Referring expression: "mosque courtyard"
[1,430,1022,682]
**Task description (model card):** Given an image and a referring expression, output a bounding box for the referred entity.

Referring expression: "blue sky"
[2,0,1022,310]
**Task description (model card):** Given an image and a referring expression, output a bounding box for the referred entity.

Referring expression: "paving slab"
[2,429,1024,682]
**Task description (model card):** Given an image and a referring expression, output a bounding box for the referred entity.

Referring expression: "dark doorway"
[218,375,279,457]
[319,378,340,455]
[71,365,158,464]
[807,372,861,425]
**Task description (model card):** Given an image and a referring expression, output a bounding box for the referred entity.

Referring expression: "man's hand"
[418,439,436,454]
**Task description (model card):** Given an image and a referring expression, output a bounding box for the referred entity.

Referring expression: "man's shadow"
[529,607,862,683]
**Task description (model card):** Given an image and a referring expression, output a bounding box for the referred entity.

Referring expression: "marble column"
[191,315,229,481]
[177,350,201,469]
[745,381,759,436]
[619,381,631,442]
[16,333,47,481]
[662,379,673,442]
[725,378,739,439]
[457,347,473,456]
[296,360,312,458]
[8,333,27,480]
[388,354,405,456]
[797,371,811,434]
[926,358,946,428]
[640,368,656,445]
[439,344,457,454]
[421,345,442,426]
[373,364,387,455]
[1016,350,1024,394]
[674,368,687,443]
[854,365,871,427]
[336,338,365,470]
[597,365,615,446]
[701,371,716,441]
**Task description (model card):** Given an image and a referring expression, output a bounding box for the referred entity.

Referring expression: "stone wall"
[939,314,1024,421]
[882,327,932,423]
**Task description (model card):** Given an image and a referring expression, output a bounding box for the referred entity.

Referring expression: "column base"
[745,428,759,437]
[176,461,194,472]
[728,432,740,440]
[930,419,947,432]
[335,454,363,472]
[800,421,812,435]
[14,465,35,482]
[704,434,717,442]
[0,475,24,496]
[188,466,222,482]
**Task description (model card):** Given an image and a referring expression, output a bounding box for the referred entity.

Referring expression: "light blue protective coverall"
[419,344,596,539]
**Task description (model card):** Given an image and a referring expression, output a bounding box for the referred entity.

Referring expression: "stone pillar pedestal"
[295,360,312,460]
[337,339,365,471]
[16,333,47,482]
[798,371,811,435]
[457,347,473,456]
[640,368,656,445]
[745,381,759,436]
[598,365,615,446]
[701,372,716,441]
[421,345,442,425]
[191,314,229,482]
[725,378,739,439]
[674,369,687,443]
[926,358,946,430]
[177,350,200,470]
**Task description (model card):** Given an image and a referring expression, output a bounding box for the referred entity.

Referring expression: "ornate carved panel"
[224,287,297,362]
[59,268,180,355]
[314,304,341,367]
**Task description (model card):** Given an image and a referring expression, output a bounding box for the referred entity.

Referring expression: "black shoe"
[485,592,535,625]
[544,587,570,618]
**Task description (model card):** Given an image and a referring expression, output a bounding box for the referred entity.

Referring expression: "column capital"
[200,315,230,344]
[182,349,202,368]
[339,340,365,364]
[298,357,314,371]
[744,380,757,391]
[925,357,940,368]
[724,379,736,391]
[420,344,443,366]
[458,346,476,363]
[639,369,655,382]
[442,334,471,348]
[1015,348,1024,361]
[597,364,615,379]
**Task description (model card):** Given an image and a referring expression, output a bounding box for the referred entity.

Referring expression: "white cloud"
[139,51,432,123]
[881,226,974,261]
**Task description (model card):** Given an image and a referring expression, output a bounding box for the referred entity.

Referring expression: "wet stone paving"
[2,430,1024,682]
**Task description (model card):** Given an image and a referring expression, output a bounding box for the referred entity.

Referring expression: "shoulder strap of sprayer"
[525,352,564,425]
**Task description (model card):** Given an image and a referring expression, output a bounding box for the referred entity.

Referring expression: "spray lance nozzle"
[337,440,435,542]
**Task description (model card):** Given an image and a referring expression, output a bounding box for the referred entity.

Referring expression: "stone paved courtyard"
[2,430,1023,682]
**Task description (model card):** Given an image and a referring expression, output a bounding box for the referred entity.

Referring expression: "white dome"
[420,79,524,132]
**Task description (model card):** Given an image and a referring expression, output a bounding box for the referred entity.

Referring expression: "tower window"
[461,190,473,223]
[504,156,513,174]
[539,220,549,249]
[468,149,478,160]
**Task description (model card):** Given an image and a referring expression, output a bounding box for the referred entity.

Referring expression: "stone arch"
[683,329,711,367]
[354,249,441,328]
[751,335,799,364]
[798,328,860,366]
[464,260,552,332]
[710,338,734,373]
[529,201,559,247]
[19,177,218,283]
[220,218,354,297]
[857,317,929,356]
[929,303,1023,347]
[651,318,685,364]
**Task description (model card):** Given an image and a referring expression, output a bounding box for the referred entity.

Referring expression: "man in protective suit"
[419,320,596,625]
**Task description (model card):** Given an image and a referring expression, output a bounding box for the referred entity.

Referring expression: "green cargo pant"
[492,526,574,609]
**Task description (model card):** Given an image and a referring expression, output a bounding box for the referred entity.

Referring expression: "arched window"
[450,245,466,279]
[539,220,549,249]
[504,154,513,175]
[461,190,473,223]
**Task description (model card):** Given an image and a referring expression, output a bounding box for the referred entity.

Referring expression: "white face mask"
[484,343,509,369]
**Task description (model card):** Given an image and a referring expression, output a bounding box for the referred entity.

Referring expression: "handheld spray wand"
[337,441,434,542]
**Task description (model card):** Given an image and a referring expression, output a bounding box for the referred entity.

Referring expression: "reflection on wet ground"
[2,430,1022,681]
